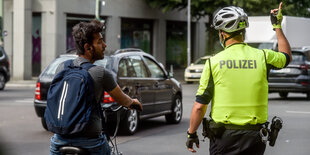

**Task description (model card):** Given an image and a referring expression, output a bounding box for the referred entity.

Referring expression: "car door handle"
[155,82,159,87]
[135,83,141,87]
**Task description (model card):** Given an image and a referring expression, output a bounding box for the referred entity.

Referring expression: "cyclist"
[49,20,143,155]
[186,3,291,154]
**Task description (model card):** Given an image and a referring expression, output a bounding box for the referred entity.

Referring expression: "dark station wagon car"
[0,46,10,90]
[34,49,183,134]
[268,47,310,99]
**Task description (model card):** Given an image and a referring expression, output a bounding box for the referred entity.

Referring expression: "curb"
[6,80,36,88]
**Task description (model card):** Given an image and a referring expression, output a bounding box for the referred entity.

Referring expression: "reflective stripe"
[58,81,68,120]
[61,82,69,116]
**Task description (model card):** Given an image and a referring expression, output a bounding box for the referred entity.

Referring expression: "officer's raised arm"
[271,2,292,62]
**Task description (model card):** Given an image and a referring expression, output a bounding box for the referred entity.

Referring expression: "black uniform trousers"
[209,129,266,155]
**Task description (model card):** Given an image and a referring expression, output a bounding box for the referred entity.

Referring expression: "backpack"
[44,59,99,135]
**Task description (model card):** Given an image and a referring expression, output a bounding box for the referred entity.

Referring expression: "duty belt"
[223,124,264,130]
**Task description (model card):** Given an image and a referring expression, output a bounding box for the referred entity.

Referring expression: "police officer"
[186,3,291,154]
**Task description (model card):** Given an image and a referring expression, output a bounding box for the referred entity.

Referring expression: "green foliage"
[145,0,310,18]
[282,0,310,17]
[145,0,310,55]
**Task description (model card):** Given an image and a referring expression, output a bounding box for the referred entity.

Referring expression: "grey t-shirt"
[56,57,117,137]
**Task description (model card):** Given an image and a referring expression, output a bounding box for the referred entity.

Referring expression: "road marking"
[15,99,33,103]
[286,111,310,114]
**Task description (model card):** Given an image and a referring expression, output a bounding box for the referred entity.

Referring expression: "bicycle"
[59,102,126,155]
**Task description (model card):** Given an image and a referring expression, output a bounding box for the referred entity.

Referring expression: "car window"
[306,51,310,61]
[42,57,74,76]
[291,52,305,65]
[127,56,148,78]
[118,58,137,77]
[143,56,165,78]
[195,58,207,65]
[118,59,128,77]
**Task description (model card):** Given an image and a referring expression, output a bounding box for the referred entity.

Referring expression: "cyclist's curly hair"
[72,20,103,55]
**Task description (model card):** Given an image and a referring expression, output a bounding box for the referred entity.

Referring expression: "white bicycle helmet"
[213,6,249,33]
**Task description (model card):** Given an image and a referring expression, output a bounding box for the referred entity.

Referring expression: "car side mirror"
[168,71,174,78]
[168,65,174,78]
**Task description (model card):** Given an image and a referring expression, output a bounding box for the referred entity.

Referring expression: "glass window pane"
[143,57,164,78]
[118,58,128,77]
[121,18,153,54]
[128,56,148,78]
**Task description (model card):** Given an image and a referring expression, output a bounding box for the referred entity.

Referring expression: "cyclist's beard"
[92,46,104,61]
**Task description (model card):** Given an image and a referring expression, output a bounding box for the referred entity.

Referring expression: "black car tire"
[41,118,48,131]
[279,92,288,98]
[0,73,5,90]
[306,92,310,100]
[165,95,182,124]
[121,109,139,135]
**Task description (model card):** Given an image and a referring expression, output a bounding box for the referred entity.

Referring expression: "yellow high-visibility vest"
[196,43,288,125]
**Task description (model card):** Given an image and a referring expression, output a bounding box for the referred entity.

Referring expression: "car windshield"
[194,58,207,65]
[41,56,75,76]
[291,52,305,65]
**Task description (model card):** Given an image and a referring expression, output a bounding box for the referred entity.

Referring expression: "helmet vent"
[215,21,223,26]
[225,21,235,29]
[222,14,234,18]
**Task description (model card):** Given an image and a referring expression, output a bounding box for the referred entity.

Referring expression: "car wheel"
[279,92,288,98]
[41,118,48,131]
[165,95,182,124]
[121,109,139,135]
[0,73,5,90]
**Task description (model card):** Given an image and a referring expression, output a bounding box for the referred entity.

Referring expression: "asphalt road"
[0,84,310,155]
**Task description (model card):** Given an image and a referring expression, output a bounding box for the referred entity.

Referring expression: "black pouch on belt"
[209,120,226,138]
[202,118,226,140]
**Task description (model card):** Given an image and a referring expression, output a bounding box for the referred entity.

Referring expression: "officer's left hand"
[186,132,200,153]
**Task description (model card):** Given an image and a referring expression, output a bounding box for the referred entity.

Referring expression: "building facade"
[4,0,208,80]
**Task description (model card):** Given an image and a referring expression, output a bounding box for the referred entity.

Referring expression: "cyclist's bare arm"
[108,85,143,111]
